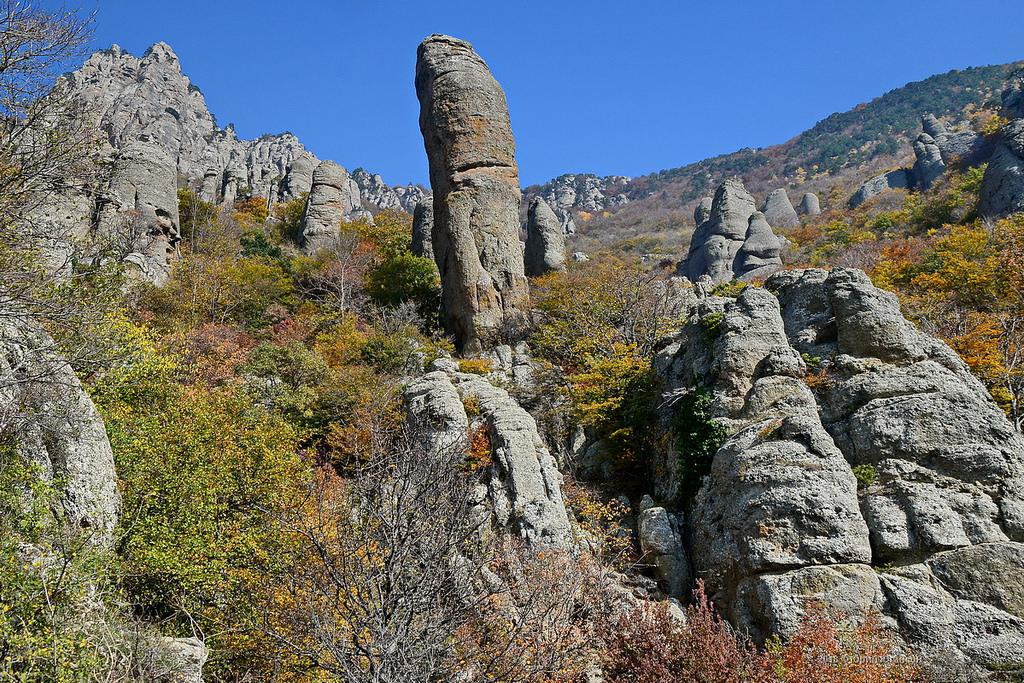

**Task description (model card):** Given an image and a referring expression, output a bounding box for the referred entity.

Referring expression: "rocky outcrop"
[979,119,1024,218]
[62,42,416,214]
[682,179,783,284]
[534,173,631,234]
[637,496,690,598]
[351,168,427,213]
[796,192,820,216]
[278,154,316,202]
[524,197,566,276]
[1,321,120,543]
[101,140,181,285]
[653,267,1024,669]
[761,189,799,228]
[849,169,913,207]
[299,161,361,254]
[404,368,573,548]
[411,197,434,261]
[734,212,783,281]
[694,196,713,225]
[415,34,530,353]
[911,133,946,190]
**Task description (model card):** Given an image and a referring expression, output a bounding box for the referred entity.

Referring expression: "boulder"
[849,169,912,207]
[1004,71,1024,119]
[796,192,820,216]
[761,189,799,228]
[416,35,530,353]
[524,197,566,276]
[411,196,435,261]
[637,503,690,597]
[300,160,360,254]
[159,637,209,683]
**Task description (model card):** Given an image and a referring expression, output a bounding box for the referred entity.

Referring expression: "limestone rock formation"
[300,161,361,254]
[1,321,120,543]
[734,212,784,281]
[524,197,566,276]
[683,179,784,284]
[415,34,530,353]
[404,368,573,548]
[796,192,820,216]
[62,42,417,213]
[653,267,1024,669]
[761,189,799,228]
[535,173,631,234]
[351,168,428,213]
[693,196,713,225]
[849,169,913,207]
[279,154,316,202]
[101,140,181,285]
[637,497,690,598]
[411,196,435,261]
[912,133,946,190]
[979,119,1024,218]
[1004,71,1024,120]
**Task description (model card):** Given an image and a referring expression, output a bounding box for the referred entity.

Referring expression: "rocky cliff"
[62,42,426,213]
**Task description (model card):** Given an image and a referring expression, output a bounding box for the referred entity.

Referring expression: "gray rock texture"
[796,192,821,216]
[411,196,435,261]
[279,154,316,203]
[403,369,573,548]
[0,321,119,544]
[352,168,428,213]
[300,161,361,254]
[683,179,784,284]
[979,119,1024,218]
[524,196,566,276]
[637,500,691,598]
[535,173,631,234]
[651,267,1024,669]
[694,196,713,225]
[61,42,422,212]
[159,637,209,683]
[761,189,799,228]
[101,140,181,285]
[912,133,946,190]
[849,169,913,207]
[415,34,530,353]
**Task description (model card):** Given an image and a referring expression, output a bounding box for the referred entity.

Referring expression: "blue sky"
[86,0,1024,187]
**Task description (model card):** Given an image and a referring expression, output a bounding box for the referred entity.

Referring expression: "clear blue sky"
[84,0,1024,187]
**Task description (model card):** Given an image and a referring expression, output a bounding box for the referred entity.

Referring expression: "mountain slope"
[530,61,1021,249]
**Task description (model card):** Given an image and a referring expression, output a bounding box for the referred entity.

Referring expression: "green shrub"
[671,390,727,502]
[700,312,724,345]
[365,252,440,323]
[852,463,878,489]
[710,280,747,298]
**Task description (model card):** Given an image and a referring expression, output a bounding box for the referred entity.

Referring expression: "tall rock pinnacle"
[415,34,529,354]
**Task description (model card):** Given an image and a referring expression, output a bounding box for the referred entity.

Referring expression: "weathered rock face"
[1,321,119,544]
[351,168,427,213]
[62,42,417,214]
[979,119,1024,218]
[796,192,820,216]
[683,179,784,284]
[734,212,783,281]
[693,196,713,225]
[101,140,181,285]
[849,169,913,207]
[761,189,799,228]
[524,197,566,276]
[411,196,435,261]
[278,154,316,203]
[637,496,690,598]
[404,368,573,548]
[653,267,1024,669]
[299,161,361,254]
[535,173,631,234]
[415,34,530,353]
[1004,71,1024,120]
[912,133,946,190]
